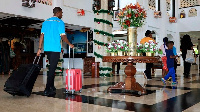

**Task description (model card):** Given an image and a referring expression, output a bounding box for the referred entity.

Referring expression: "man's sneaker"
[161,78,166,85]
[172,82,178,85]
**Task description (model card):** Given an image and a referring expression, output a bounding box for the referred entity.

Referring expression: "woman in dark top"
[180,35,193,78]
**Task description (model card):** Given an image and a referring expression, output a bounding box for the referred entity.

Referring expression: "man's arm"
[39,34,44,49]
[37,34,44,56]
[61,35,74,48]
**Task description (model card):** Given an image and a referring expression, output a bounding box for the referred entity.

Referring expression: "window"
[172,0,175,17]
[166,0,175,17]
[149,0,156,10]
[180,0,198,8]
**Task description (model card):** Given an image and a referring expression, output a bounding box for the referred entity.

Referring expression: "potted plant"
[117,3,147,56]
[143,40,158,56]
[136,43,144,56]
[106,40,130,56]
[106,42,118,56]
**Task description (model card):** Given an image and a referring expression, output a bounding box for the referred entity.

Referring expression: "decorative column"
[93,0,114,77]
[160,0,167,39]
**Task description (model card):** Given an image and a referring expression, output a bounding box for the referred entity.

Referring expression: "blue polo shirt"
[41,17,66,52]
[166,49,174,68]
[173,46,177,55]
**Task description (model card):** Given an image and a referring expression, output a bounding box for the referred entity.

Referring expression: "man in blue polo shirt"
[37,7,74,96]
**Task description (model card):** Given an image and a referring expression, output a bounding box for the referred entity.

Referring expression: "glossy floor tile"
[1,67,200,112]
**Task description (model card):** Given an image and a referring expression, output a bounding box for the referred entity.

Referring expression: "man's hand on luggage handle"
[37,49,41,56]
[69,44,74,48]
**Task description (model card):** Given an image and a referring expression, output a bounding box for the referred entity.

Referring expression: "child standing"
[161,41,178,85]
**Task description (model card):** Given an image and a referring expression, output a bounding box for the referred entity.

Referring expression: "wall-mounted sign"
[77,9,85,16]
[154,11,162,18]
[36,0,52,6]
[22,0,36,8]
[169,17,177,23]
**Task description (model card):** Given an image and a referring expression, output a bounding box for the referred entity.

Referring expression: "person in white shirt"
[160,37,168,77]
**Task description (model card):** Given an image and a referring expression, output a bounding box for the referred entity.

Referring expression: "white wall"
[62,0,95,28]
[0,0,95,28]
[177,6,200,32]
[0,0,53,20]
[120,0,136,9]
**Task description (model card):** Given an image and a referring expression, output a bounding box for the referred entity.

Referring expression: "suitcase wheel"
[138,91,142,95]
[79,89,82,93]
[71,90,75,94]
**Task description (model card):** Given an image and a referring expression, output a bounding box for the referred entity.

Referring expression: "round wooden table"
[102,56,160,94]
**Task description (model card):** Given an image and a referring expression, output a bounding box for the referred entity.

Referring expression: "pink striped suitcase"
[66,48,82,94]
[66,69,82,94]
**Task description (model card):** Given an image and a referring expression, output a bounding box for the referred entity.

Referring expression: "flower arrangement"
[144,41,157,53]
[117,3,147,29]
[136,43,145,53]
[137,40,160,53]
[106,40,130,53]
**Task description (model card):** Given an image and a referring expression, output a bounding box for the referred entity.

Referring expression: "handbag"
[185,50,195,63]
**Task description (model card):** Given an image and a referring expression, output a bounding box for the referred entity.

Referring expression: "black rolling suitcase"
[4,56,41,97]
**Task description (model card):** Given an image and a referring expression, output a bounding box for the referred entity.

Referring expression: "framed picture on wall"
[113,10,119,21]
[87,30,93,53]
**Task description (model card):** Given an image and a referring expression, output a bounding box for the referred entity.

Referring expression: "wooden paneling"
[83,57,95,76]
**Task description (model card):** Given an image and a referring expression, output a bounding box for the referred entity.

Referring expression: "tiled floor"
[0,67,200,112]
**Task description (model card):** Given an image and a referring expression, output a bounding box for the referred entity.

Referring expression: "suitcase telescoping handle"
[33,55,41,65]
[68,47,74,69]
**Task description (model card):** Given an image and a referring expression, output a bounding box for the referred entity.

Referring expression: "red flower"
[126,13,132,18]
[135,14,138,18]
[125,20,131,27]
[130,5,137,9]
[143,11,147,17]
[138,8,143,13]
[122,8,126,11]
